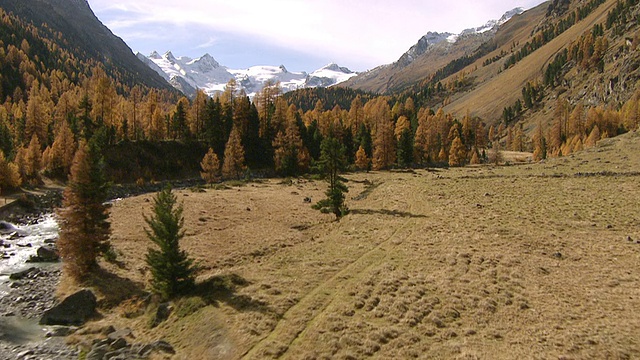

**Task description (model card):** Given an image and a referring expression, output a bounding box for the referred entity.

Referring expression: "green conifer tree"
[145,186,196,299]
[397,128,414,168]
[313,137,349,219]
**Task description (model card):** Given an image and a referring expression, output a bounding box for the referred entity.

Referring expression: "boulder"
[46,326,75,337]
[86,344,109,360]
[9,267,37,280]
[40,289,97,326]
[27,246,60,263]
[138,340,175,356]
[150,303,172,328]
[0,221,17,234]
[107,327,133,341]
[36,246,59,262]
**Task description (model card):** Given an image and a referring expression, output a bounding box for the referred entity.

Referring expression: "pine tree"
[222,125,246,180]
[57,141,111,280]
[313,137,349,219]
[396,128,414,168]
[171,98,190,141]
[200,147,221,184]
[145,186,196,299]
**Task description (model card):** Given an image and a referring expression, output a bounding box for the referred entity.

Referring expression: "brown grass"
[78,131,640,359]
[444,0,620,124]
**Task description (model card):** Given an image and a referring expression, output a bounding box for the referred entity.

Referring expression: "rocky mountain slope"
[343,8,524,94]
[440,0,640,128]
[0,0,174,91]
[138,51,357,98]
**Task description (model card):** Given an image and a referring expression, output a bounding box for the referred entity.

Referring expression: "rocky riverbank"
[0,179,192,359]
[0,266,79,359]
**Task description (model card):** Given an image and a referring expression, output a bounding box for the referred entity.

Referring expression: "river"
[0,215,78,359]
[0,215,60,297]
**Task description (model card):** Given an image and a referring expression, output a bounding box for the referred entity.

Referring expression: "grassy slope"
[84,129,640,359]
[443,0,619,125]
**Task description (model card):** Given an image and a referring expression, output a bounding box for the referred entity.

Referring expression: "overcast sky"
[87,0,547,72]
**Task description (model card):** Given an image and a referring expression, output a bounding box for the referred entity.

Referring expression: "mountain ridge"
[138,51,358,98]
[0,0,175,92]
[342,7,525,93]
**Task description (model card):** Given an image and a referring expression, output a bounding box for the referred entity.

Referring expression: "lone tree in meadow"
[57,140,111,280]
[313,137,349,219]
[200,147,221,185]
[145,186,196,299]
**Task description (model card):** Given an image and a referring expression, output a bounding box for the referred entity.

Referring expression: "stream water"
[0,215,67,357]
[0,215,60,297]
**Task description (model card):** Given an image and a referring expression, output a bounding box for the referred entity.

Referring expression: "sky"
[87,0,547,72]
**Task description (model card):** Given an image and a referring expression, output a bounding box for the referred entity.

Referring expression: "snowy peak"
[460,7,524,36]
[317,62,354,74]
[307,63,357,88]
[398,8,524,67]
[500,7,525,24]
[140,52,358,98]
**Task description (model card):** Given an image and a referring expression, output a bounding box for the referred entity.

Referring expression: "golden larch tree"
[448,135,466,167]
[200,147,221,184]
[585,125,601,147]
[272,116,309,176]
[469,148,481,165]
[57,141,111,280]
[0,150,21,190]
[355,145,370,171]
[222,125,246,180]
[48,120,76,177]
[394,116,410,139]
[372,117,396,170]
[24,134,42,184]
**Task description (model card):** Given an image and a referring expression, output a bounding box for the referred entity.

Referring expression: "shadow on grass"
[350,208,427,218]
[192,273,274,315]
[85,267,147,309]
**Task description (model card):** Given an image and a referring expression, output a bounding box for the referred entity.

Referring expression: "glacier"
[137,51,358,99]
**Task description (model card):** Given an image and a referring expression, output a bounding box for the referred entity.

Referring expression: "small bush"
[175,296,206,318]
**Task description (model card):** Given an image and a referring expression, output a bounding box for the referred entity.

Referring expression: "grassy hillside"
[443,0,621,126]
[66,129,640,359]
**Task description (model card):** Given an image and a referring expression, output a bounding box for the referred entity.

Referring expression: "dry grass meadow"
[88,130,640,359]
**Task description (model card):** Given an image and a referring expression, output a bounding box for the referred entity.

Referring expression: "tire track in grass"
[241,215,418,359]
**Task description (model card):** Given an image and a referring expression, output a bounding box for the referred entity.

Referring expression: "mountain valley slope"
[90,129,640,359]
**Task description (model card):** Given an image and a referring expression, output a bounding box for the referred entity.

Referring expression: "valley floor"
[96,131,640,359]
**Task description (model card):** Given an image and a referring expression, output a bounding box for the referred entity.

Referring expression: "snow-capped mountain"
[137,51,357,98]
[398,8,524,68]
[458,7,524,38]
[343,7,525,93]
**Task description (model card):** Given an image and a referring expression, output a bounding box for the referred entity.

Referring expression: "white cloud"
[196,37,219,49]
[88,0,547,70]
